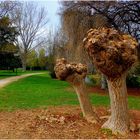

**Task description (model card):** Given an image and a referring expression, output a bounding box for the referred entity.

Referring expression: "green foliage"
[0,16,18,48]
[89,77,97,85]
[26,50,38,68]
[133,63,140,75]
[126,75,140,88]
[26,49,47,70]
[0,16,20,70]
[0,52,21,70]
[38,48,47,68]
[87,74,101,86]
[0,73,139,111]
[85,75,97,86]
[49,70,56,79]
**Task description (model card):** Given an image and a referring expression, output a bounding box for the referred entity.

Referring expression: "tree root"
[102,117,129,135]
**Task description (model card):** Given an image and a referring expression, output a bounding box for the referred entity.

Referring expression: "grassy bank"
[0,73,139,111]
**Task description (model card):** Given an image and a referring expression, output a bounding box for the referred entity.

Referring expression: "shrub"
[49,70,56,79]
[126,74,140,88]
[134,63,140,75]
[85,76,97,86]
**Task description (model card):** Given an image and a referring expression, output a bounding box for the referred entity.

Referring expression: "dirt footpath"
[0,106,139,139]
[0,73,43,88]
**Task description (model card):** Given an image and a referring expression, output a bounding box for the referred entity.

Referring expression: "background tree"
[11,2,48,71]
[0,17,18,50]
[63,1,140,57]
[0,52,21,72]
[26,50,38,71]
[0,15,20,71]
[0,1,18,18]
[60,3,94,64]
[59,1,140,88]
[59,1,108,88]
[38,48,47,70]
[43,29,68,77]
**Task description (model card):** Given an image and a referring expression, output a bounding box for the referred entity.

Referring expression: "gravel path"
[0,73,44,88]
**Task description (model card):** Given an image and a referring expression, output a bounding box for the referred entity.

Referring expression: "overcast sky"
[17,0,61,37]
[39,1,61,29]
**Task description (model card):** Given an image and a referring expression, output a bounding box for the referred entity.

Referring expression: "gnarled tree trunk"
[102,74,129,135]
[83,27,138,135]
[69,75,99,123]
[54,58,99,123]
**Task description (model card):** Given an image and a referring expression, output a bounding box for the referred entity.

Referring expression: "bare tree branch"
[11,2,48,70]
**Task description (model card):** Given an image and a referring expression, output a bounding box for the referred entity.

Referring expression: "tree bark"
[30,67,32,71]
[69,76,99,123]
[22,59,26,71]
[101,74,107,89]
[102,74,129,135]
[54,58,100,124]
[20,52,27,72]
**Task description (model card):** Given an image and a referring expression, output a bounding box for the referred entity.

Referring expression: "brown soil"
[67,86,140,97]
[0,106,139,139]
[87,86,140,97]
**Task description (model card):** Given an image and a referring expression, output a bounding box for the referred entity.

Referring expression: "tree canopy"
[0,16,18,51]
[60,1,140,61]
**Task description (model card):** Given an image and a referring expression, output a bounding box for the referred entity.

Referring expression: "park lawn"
[0,70,45,79]
[0,70,20,79]
[0,73,139,111]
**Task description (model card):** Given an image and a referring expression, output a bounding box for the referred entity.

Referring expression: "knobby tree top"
[83,28,138,79]
[54,58,87,81]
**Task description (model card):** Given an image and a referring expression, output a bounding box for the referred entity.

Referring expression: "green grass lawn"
[0,70,45,79]
[0,73,139,111]
[0,70,19,79]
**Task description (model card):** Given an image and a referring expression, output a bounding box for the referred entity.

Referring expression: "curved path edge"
[0,72,44,88]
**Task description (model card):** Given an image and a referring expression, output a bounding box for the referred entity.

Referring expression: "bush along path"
[0,72,44,88]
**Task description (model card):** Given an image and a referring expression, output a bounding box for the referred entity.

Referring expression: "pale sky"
[38,1,61,29]
[18,0,61,29]
[15,0,61,38]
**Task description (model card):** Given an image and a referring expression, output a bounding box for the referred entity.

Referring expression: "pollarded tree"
[54,58,99,123]
[83,28,138,135]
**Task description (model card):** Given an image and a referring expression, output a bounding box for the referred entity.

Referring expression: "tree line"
[0,0,140,82]
[0,1,49,71]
